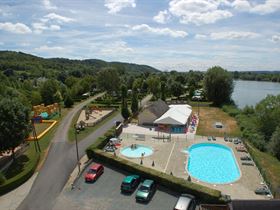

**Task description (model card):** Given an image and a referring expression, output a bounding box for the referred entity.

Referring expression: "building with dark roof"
[138,99,169,125]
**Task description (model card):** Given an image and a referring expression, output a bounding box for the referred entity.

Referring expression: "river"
[232,80,280,108]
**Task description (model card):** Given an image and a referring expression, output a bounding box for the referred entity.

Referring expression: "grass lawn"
[29,122,52,137]
[68,109,120,142]
[245,142,280,198]
[193,106,241,137]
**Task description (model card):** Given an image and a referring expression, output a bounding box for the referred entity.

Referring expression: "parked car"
[255,186,270,195]
[240,155,252,161]
[174,194,196,210]
[84,163,104,182]
[207,136,212,141]
[121,175,140,193]
[136,179,156,202]
[212,136,216,141]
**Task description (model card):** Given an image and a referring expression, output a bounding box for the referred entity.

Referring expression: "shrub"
[0,172,6,185]
[222,105,240,117]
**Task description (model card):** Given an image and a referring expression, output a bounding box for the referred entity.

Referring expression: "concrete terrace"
[116,124,268,200]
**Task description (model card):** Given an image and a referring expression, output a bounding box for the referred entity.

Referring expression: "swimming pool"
[120,145,153,158]
[185,143,240,184]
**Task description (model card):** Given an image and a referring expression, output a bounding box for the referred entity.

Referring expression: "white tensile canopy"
[154,104,192,125]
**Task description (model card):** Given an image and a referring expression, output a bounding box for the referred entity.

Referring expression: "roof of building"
[154,104,192,125]
[144,99,169,118]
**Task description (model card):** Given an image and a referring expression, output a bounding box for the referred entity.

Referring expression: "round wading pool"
[120,145,153,158]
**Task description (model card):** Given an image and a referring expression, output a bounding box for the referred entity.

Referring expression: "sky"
[0,0,280,71]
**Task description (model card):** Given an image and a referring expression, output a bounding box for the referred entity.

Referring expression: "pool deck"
[117,124,270,200]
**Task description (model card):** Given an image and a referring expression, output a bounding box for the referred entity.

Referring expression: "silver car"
[174,194,196,210]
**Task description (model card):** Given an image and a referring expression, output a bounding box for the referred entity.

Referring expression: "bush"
[222,105,240,117]
[0,172,6,185]
[64,93,74,108]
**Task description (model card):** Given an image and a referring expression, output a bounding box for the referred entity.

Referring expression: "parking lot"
[53,163,180,210]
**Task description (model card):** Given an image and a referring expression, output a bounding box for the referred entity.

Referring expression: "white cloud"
[271,35,280,42]
[210,31,260,40]
[131,24,188,38]
[168,0,233,25]
[50,25,61,31]
[0,42,4,45]
[231,0,251,11]
[104,0,136,14]
[231,0,280,15]
[32,22,61,34]
[153,10,171,24]
[194,34,208,39]
[20,42,30,47]
[250,0,280,15]
[34,45,65,52]
[0,8,11,17]
[42,0,57,10]
[100,41,134,54]
[0,22,32,34]
[44,13,75,23]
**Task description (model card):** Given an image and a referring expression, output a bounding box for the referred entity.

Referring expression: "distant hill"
[0,51,160,77]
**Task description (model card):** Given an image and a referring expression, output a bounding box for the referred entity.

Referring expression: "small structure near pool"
[138,99,192,133]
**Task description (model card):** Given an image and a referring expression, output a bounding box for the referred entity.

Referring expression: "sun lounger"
[236,146,248,152]
[242,162,254,166]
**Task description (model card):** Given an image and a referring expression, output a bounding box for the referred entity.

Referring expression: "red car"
[84,163,104,182]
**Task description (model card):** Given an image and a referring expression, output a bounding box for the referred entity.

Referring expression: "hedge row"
[86,129,224,204]
[243,141,279,197]
[0,149,40,195]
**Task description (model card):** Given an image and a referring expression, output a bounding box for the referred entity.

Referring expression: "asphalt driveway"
[53,163,179,210]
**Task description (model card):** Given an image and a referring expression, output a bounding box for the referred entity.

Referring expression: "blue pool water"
[186,143,240,184]
[120,145,153,158]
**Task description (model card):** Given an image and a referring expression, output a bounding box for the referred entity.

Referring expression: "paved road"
[53,163,179,210]
[17,94,123,210]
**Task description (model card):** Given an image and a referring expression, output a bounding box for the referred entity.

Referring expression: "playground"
[76,106,114,127]
[27,103,59,141]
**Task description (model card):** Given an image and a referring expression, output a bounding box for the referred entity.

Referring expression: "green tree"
[31,91,42,105]
[120,85,130,119]
[40,79,59,105]
[132,78,142,91]
[0,98,30,160]
[171,82,184,99]
[121,84,127,102]
[65,76,79,88]
[64,92,74,108]
[269,126,280,160]
[97,68,120,93]
[147,76,160,99]
[255,95,280,140]
[204,66,233,106]
[131,88,139,115]
[121,101,130,120]
[53,90,63,103]
[160,82,166,101]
